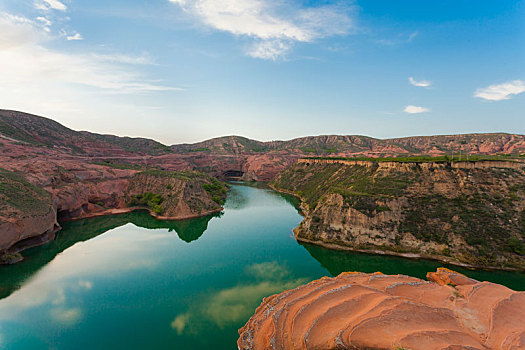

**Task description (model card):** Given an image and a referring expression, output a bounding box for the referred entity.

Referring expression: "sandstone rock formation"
[271,159,525,269]
[0,166,227,263]
[238,268,525,350]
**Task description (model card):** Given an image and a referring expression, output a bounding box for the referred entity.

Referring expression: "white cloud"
[50,307,82,325]
[169,0,354,60]
[36,16,52,26]
[91,53,156,65]
[0,11,178,94]
[0,10,181,132]
[409,77,431,87]
[66,32,83,40]
[0,12,42,49]
[35,0,67,11]
[375,31,418,46]
[474,80,525,101]
[247,39,290,60]
[404,105,430,114]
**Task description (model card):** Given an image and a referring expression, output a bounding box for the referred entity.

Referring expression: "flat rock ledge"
[238,268,525,350]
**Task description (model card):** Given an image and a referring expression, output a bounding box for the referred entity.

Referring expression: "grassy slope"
[0,169,52,222]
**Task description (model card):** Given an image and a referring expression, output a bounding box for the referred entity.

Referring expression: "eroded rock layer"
[238,268,525,350]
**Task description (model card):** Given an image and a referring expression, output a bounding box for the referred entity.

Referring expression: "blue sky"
[0,0,523,144]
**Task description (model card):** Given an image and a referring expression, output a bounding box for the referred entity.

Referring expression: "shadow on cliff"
[0,211,220,299]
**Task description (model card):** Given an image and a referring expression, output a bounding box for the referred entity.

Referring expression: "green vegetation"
[0,120,41,145]
[92,160,144,170]
[128,192,164,215]
[0,252,23,264]
[129,170,228,214]
[189,148,211,152]
[304,154,522,163]
[273,163,414,210]
[301,146,339,154]
[508,237,525,255]
[138,169,203,181]
[0,168,52,217]
[203,178,228,205]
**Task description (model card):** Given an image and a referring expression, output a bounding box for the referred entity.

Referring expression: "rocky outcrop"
[272,159,525,269]
[125,170,227,219]
[0,165,227,263]
[238,268,525,350]
[0,168,58,262]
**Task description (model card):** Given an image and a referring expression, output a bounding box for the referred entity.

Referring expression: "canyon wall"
[0,165,227,263]
[272,159,525,269]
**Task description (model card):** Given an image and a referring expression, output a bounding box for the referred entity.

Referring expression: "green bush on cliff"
[203,178,228,205]
[508,237,525,255]
[152,204,163,215]
[0,168,52,217]
[128,192,164,214]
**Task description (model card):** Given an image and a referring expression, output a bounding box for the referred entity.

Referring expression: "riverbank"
[296,236,524,272]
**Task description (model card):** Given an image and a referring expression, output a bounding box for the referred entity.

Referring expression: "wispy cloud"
[474,80,525,101]
[36,16,52,26]
[91,53,156,65]
[375,30,418,46]
[169,0,354,60]
[0,11,177,93]
[409,77,431,87]
[35,0,67,11]
[404,105,430,114]
[66,32,83,40]
[0,10,180,124]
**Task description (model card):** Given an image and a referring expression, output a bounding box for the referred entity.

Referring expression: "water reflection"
[301,242,525,291]
[0,211,220,299]
[170,261,308,334]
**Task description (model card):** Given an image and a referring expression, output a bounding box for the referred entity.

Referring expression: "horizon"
[0,1,524,144]
[3,108,525,147]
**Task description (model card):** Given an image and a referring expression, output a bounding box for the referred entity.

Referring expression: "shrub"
[152,204,164,215]
[128,192,164,213]
[508,236,525,255]
[203,178,227,205]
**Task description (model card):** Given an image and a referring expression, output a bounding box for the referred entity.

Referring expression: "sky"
[0,0,523,144]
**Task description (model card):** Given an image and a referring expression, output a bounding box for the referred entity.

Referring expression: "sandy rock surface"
[238,268,525,350]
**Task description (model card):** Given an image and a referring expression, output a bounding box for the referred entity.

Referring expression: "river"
[0,184,524,349]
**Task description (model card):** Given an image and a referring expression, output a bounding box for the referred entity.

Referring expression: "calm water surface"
[0,185,524,349]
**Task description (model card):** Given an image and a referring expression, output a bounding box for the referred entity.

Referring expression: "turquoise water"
[0,184,524,349]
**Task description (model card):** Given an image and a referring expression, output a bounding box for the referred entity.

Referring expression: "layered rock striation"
[272,159,525,269]
[238,268,525,350]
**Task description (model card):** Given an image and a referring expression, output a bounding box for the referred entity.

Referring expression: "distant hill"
[1,109,524,157]
[172,133,525,156]
[0,110,171,156]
